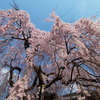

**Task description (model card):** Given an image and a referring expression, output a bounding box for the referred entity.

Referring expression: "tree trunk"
[38,85,45,100]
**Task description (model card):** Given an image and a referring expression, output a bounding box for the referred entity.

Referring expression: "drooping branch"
[5,56,21,87]
[45,66,64,89]
[8,66,21,87]
[66,57,83,67]
[70,64,76,81]
[64,35,76,55]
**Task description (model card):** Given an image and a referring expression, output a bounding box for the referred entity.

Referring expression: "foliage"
[0,9,100,100]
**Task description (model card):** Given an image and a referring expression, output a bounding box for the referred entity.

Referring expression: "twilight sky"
[0,0,100,31]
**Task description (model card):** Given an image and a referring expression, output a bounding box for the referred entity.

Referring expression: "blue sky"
[0,0,100,31]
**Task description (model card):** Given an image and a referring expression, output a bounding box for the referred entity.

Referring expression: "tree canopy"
[0,9,100,100]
